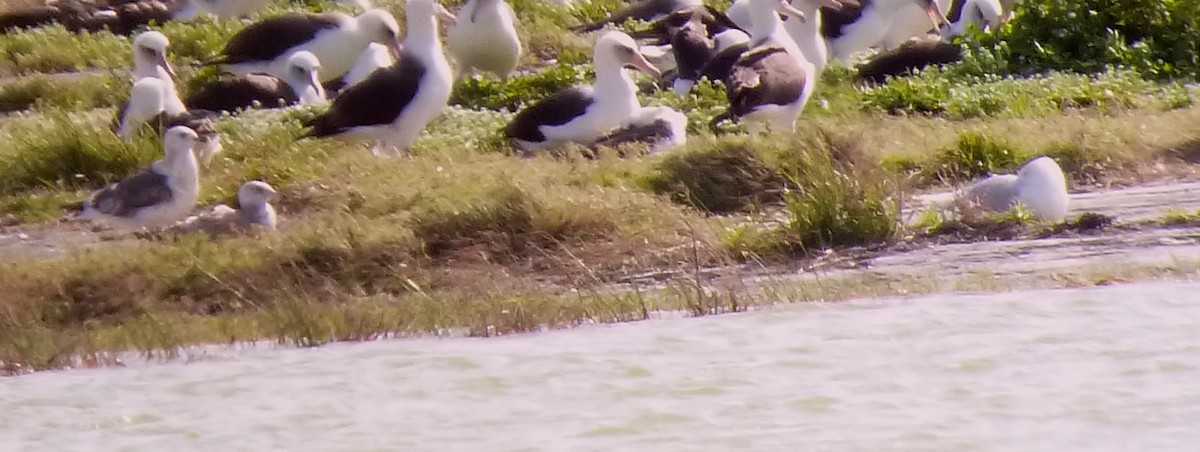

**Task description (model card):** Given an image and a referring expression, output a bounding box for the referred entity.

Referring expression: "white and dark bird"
[781,0,852,75]
[301,0,456,157]
[446,0,521,80]
[960,156,1069,222]
[77,126,202,230]
[711,0,814,132]
[855,36,962,83]
[938,0,1003,39]
[697,28,751,84]
[112,78,223,165]
[185,51,326,114]
[505,31,662,153]
[174,180,279,235]
[209,8,403,83]
[820,0,948,63]
[326,42,395,93]
[591,105,688,154]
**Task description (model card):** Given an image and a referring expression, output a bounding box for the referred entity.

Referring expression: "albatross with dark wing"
[712,0,814,132]
[77,126,202,230]
[505,31,661,153]
[113,78,224,164]
[209,8,402,83]
[186,51,326,114]
[821,0,948,63]
[668,11,713,95]
[591,105,688,154]
[446,0,521,80]
[301,0,455,157]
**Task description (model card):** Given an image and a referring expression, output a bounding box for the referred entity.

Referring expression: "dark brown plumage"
[591,118,672,150]
[698,41,748,83]
[713,45,806,126]
[820,0,868,39]
[0,0,186,36]
[88,170,174,217]
[627,5,741,44]
[302,53,425,138]
[504,87,592,143]
[210,13,344,65]
[570,0,696,33]
[856,37,962,84]
[670,13,713,84]
[0,5,59,33]
[185,74,299,114]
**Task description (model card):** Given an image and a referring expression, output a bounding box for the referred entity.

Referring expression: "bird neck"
[594,62,637,103]
[405,13,443,57]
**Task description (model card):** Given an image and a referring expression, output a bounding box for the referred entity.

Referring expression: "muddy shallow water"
[4,280,1200,451]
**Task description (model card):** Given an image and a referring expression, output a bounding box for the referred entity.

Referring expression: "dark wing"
[592,119,672,149]
[820,0,867,39]
[628,5,740,42]
[302,52,426,137]
[90,169,173,217]
[570,0,681,33]
[0,6,59,33]
[700,42,748,82]
[112,97,132,133]
[185,74,293,114]
[215,13,345,65]
[159,111,220,140]
[671,23,713,80]
[108,0,176,35]
[504,87,594,142]
[856,38,962,84]
[727,46,806,119]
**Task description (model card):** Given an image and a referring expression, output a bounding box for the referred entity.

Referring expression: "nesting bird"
[712,0,814,132]
[173,180,279,235]
[505,31,661,153]
[77,126,202,230]
[668,11,713,95]
[821,0,948,63]
[446,0,522,80]
[960,156,1070,222]
[185,51,327,114]
[591,105,688,154]
[209,9,402,83]
[938,0,1003,39]
[301,0,455,157]
[114,77,223,165]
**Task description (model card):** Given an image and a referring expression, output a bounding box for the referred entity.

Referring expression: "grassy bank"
[2,0,1200,371]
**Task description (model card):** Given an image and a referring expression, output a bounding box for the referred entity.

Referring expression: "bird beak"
[924,0,948,34]
[776,0,808,23]
[309,70,323,96]
[628,50,661,78]
[157,54,177,79]
[436,4,456,23]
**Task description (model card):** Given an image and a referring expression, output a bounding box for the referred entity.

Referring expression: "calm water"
[4,281,1200,451]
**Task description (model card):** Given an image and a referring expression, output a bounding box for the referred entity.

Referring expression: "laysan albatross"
[113,78,224,165]
[712,0,813,132]
[209,8,402,83]
[820,0,948,63]
[130,30,186,116]
[77,126,202,230]
[185,51,326,114]
[446,0,521,80]
[301,0,455,157]
[504,31,661,153]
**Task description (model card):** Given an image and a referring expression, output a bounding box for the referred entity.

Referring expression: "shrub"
[924,131,1024,183]
[641,137,784,213]
[959,0,1200,80]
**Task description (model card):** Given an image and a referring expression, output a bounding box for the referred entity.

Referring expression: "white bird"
[337,43,394,91]
[504,31,661,153]
[112,78,224,165]
[447,0,522,80]
[781,0,852,75]
[186,51,327,114]
[174,180,279,235]
[130,30,186,116]
[211,9,403,83]
[77,126,202,230]
[821,0,949,63]
[960,156,1069,222]
[301,0,456,157]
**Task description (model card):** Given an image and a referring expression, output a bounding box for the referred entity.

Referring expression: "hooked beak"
[776,0,808,23]
[389,39,404,61]
[309,69,324,97]
[627,50,661,78]
[436,4,456,23]
[924,0,948,35]
[157,54,176,79]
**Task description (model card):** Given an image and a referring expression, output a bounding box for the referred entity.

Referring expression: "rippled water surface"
[5,281,1200,451]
